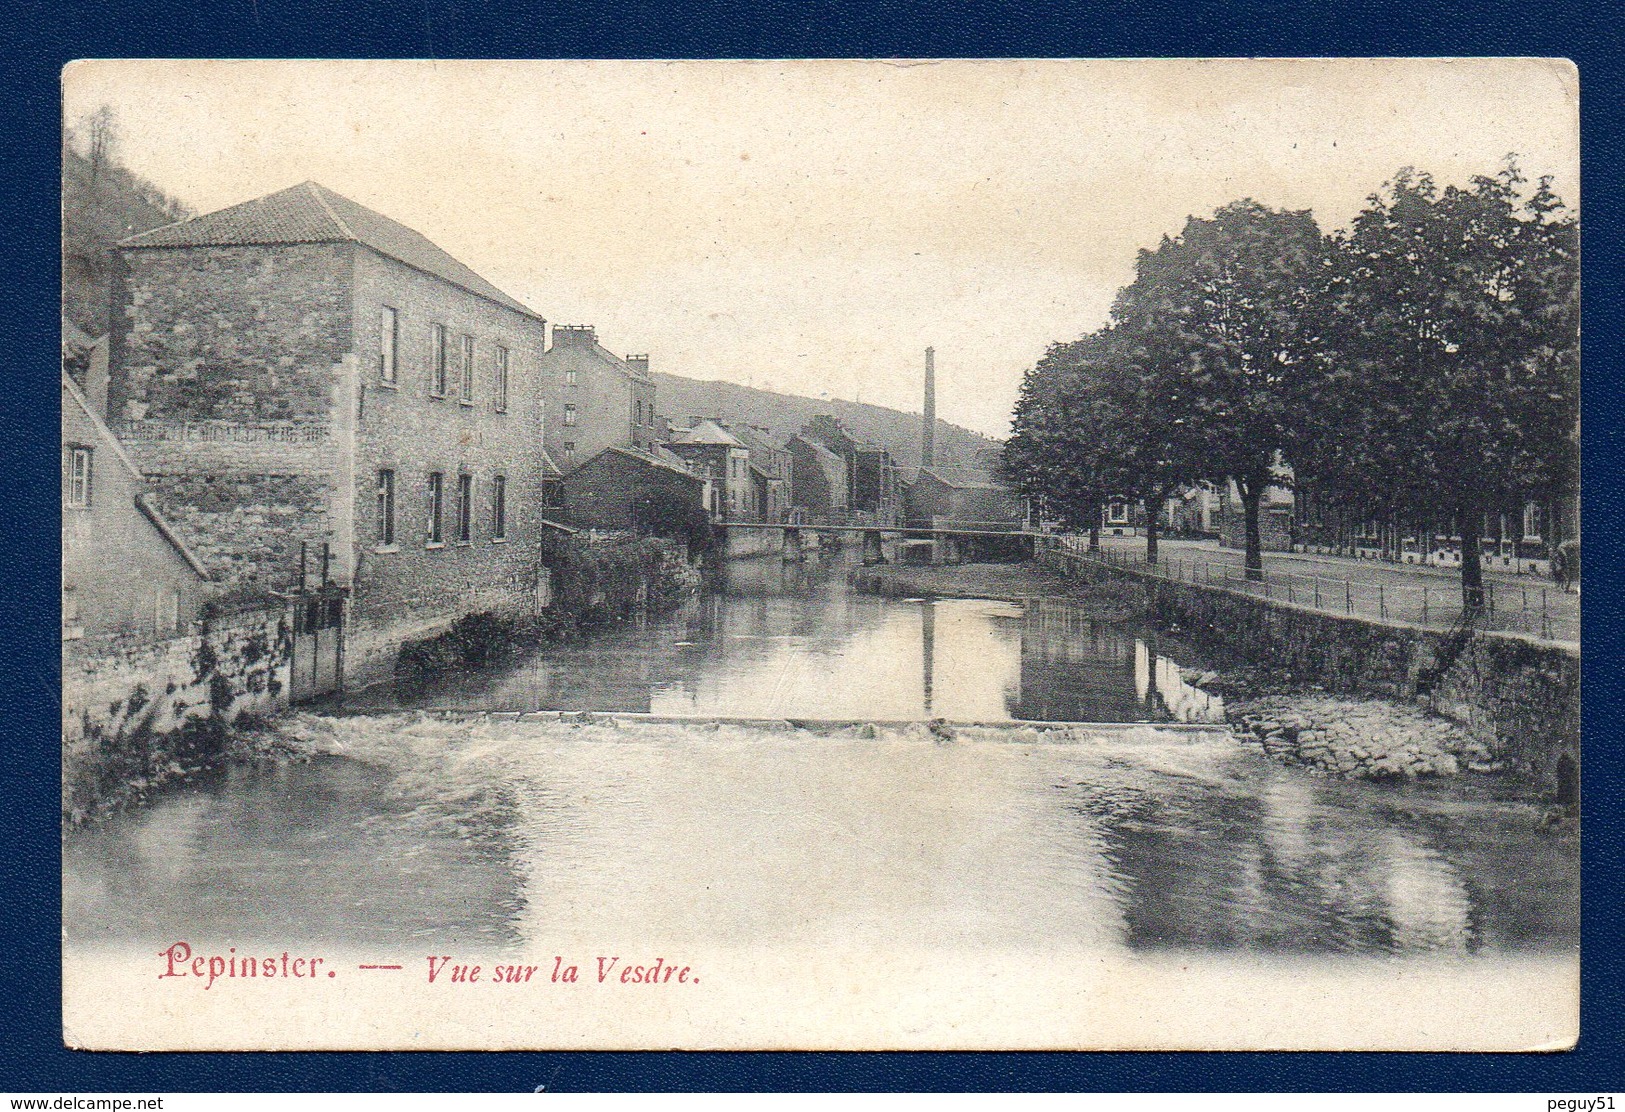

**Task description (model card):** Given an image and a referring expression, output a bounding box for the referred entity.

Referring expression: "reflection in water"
[65,723,1577,956]
[361,556,1219,725]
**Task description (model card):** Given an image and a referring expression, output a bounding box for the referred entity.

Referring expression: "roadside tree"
[1112,201,1328,579]
[1325,162,1579,608]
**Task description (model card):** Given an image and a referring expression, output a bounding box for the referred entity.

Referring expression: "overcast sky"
[64,59,1577,438]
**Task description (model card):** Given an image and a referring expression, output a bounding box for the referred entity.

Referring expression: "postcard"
[60,57,1580,1050]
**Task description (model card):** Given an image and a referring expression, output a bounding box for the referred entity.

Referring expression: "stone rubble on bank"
[1225,693,1498,780]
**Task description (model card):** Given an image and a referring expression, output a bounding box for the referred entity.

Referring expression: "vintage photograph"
[60,59,1579,1050]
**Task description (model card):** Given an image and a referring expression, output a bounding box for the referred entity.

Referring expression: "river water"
[63,553,1577,958]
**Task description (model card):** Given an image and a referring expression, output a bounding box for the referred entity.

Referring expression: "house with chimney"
[107,181,560,681]
[539,326,660,470]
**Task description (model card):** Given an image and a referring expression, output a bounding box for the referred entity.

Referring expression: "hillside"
[653,372,1002,470]
[62,135,193,337]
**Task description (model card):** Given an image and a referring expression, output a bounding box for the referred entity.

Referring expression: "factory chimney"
[921,346,936,470]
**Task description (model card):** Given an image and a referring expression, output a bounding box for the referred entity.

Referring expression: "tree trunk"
[1088,522,1100,553]
[1241,485,1264,581]
[1459,506,1485,610]
[1145,508,1159,565]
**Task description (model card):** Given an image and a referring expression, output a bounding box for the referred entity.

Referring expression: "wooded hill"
[653,372,1002,470]
[62,132,193,337]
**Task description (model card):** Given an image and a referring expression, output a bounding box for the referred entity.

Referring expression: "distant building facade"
[787,434,849,517]
[664,419,753,521]
[799,415,901,524]
[540,326,659,469]
[907,465,1028,529]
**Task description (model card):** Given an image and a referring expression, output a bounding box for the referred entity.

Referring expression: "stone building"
[719,421,794,523]
[799,415,902,524]
[539,326,659,470]
[108,181,560,679]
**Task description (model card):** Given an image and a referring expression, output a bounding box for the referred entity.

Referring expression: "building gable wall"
[62,381,211,642]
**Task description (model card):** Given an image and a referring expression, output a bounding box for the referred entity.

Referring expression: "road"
[1084,535,1578,644]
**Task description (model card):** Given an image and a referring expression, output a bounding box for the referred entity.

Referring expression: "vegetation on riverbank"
[395,534,698,688]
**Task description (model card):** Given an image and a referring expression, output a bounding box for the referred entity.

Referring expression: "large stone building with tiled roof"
[107,181,561,681]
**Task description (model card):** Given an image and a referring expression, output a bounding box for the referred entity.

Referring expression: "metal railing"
[1042,534,1570,641]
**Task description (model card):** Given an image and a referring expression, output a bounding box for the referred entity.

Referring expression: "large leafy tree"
[1114,201,1328,578]
[1000,331,1129,551]
[1323,162,1578,607]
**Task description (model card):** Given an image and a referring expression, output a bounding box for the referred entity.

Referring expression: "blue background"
[5,0,1620,1092]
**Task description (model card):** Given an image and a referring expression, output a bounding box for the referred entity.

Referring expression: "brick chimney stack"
[921,346,936,469]
[550,324,597,349]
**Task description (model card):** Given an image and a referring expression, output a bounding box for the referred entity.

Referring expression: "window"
[541,478,564,508]
[430,324,448,396]
[457,473,473,543]
[563,402,578,427]
[494,345,509,413]
[565,368,577,387]
[379,306,399,383]
[65,446,92,508]
[635,400,644,426]
[376,469,396,547]
[492,474,508,539]
[426,472,444,544]
[562,441,576,466]
[1107,501,1130,525]
[1523,502,1544,541]
[460,335,475,404]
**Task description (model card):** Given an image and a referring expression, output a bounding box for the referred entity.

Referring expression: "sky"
[63,59,1578,439]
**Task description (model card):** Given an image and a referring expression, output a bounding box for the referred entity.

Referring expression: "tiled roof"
[119,182,543,321]
[669,418,745,448]
[597,445,705,483]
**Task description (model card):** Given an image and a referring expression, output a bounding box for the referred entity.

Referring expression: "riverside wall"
[1040,549,1579,785]
[62,601,292,822]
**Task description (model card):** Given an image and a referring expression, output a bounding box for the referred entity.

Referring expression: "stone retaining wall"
[1040,549,1579,785]
[62,602,292,822]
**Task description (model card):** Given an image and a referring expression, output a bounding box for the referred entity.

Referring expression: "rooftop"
[119,182,544,322]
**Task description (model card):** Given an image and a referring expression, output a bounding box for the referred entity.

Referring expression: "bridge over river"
[713,518,1035,563]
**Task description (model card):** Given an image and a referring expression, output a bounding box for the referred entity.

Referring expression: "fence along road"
[1042,534,1578,646]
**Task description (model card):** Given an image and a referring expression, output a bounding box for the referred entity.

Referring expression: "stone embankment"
[851,561,1145,620]
[1224,692,1496,780]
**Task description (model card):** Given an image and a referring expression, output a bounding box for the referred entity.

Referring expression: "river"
[64,552,1577,958]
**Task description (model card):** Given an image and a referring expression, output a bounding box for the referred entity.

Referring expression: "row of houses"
[1089,474,1575,578]
[63,180,1030,699]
